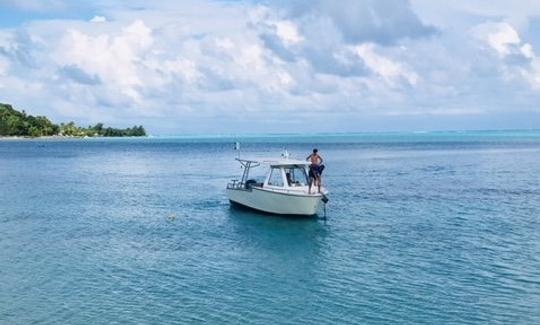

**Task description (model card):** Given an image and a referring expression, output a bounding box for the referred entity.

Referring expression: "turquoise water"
[1,131,540,324]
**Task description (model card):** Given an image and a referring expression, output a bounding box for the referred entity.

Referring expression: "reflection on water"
[227,204,328,253]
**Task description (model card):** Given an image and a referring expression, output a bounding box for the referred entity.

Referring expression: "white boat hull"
[227,187,323,216]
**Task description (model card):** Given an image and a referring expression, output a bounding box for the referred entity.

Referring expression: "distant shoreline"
[1,103,147,138]
[0,135,147,141]
[2,129,539,141]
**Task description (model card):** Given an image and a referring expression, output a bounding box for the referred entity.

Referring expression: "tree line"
[0,103,146,137]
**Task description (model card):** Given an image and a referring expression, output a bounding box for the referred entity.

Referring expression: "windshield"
[268,167,284,187]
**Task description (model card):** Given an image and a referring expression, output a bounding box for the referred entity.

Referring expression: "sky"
[0,0,540,134]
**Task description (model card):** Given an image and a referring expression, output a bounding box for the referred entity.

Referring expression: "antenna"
[234,141,240,159]
[281,148,289,159]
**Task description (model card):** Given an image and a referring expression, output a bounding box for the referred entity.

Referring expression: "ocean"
[1,131,539,324]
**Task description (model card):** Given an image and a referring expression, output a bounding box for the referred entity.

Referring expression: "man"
[285,172,293,187]
[306,148,324,194]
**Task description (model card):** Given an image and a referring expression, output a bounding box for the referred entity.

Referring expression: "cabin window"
[267,167,284,187]
[285,166,308,186]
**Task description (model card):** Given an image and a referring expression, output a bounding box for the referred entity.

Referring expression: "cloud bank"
[0,0,539,133]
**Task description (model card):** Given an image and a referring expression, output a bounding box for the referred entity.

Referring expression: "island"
[0,103,146,138]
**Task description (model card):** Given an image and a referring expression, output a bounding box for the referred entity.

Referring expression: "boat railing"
[227,179,243,189]
[227,179,252,190]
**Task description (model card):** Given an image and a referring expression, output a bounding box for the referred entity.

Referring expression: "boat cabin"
[228,158,311,192]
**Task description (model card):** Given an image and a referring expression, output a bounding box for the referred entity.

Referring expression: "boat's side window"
[284,166,308,186]
[267,167,284,187]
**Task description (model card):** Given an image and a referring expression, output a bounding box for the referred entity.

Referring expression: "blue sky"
[0,0,540,134]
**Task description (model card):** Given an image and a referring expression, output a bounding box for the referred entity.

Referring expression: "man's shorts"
[309,165,325,178]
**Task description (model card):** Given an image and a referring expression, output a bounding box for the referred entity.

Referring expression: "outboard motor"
[321,194,329,220]
[321,194,329,204]
[245,179,257,189]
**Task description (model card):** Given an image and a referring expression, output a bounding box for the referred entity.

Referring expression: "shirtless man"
[306,148,324,194]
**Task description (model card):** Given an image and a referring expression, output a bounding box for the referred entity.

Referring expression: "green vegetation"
[0,103,146,138]
[58,122,146,137]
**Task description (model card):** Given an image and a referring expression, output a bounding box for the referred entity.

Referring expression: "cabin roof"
[236,157,310,167]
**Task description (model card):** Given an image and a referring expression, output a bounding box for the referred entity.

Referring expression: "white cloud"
[0,56,8,75]
[90,16,107,23]
[520,43,534,59]
[474,22,521,57]
[274,20,304,45]
[488,25,520,57]
[474,21,540,89]
[354,43,418,86]
[0,55,8,88]
[55,20,153,102]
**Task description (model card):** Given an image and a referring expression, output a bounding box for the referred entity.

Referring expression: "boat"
[226,155,329,216]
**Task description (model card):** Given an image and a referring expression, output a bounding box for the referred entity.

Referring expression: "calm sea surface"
[1,131,540,324]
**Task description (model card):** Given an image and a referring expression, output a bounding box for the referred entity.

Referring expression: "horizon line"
[149,128,540,138]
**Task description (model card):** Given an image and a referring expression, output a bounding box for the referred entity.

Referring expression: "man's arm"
[318,155,324,164]
[306,153,312,161]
